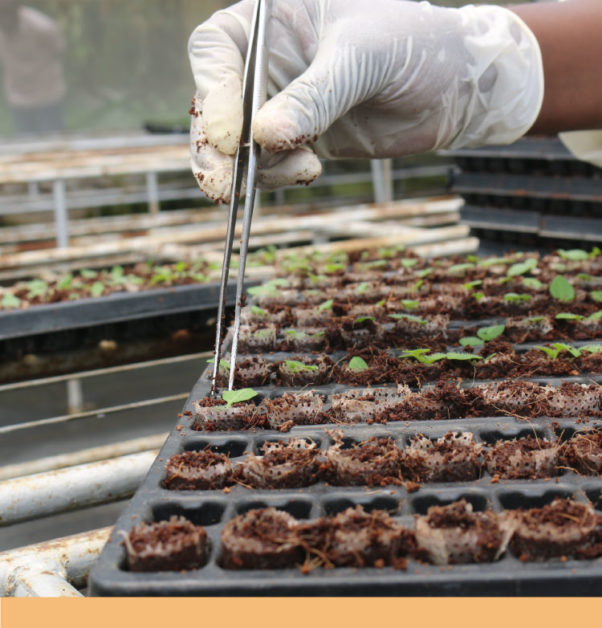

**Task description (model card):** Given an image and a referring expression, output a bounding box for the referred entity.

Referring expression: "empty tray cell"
[321,494,400,518]
[234,497,313,520]
[411,491,490,516]
[182,437,248,458]
[497,488,576,511]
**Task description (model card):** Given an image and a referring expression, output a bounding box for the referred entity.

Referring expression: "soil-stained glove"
[189,0,544,202]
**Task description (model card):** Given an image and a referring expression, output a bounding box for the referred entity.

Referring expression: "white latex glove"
[189,0,544,202]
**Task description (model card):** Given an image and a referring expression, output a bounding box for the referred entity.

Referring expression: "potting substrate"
[89,246,602,595]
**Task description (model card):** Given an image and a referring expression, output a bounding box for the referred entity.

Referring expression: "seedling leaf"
[459,336,484,348]
[508,258,537,277]
[348,356,369,372]
[591,291,602,303]
[555,313,584,321]
[1,293,21,308]
[389,313,428,325]
[283,360,319,373]
[250,306,268,316]
[522,278,544,290]
[222,388,258,407]
[549,276,575,302]
[558,249,589,262]
[477,324,505,342]
[318,299,334,311]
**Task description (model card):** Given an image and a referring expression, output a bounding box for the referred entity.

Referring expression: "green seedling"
[1,293,21,309]
[504,293,531,303]
[463,280,482,291]
[444,352,483,361]
[324,263,346,273]
[522,278,544,290]
[507,258,538,277]
[447,263,475,275]
[250,306,268,317]
[401,299,420,310]
[473,292,485,303]
[581,345,602,354]
[591,291,602,303]
[355,316,375,324]
[549,276,575,302]
[558,249,589,262]
[318,299,334,311]
[400,258,419,269]
[348,356,369,372]
[522,316,545,324]
[479,256,515,268]
[555,313,584,321]
[80,269,98,279]
[25,279,48,299]
[90,282,105,297]
[57,274,73,290]
[477,324,505,342]
[207,358,231,371]
[389,313,428,325]
[283,360,319,373]
[459,337,484,349]
[354,282,370,294]
[416,268,433,279]
[586,311,602,321]
[535,343,581,359]
[254,328,274,339]
[577,273,594,282]
[222,388,258,407]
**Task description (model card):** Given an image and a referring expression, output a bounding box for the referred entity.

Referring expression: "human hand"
[189,0,543,202]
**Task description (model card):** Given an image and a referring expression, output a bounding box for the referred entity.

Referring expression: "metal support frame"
[52,179,69,248]
[146,171,160,214]
[0,527,111,597]
[0,451,157,526]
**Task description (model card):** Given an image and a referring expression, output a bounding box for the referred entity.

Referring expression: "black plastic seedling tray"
[90,365,602,596]
[0,282,248,342]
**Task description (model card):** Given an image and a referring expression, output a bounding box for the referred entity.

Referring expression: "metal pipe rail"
[0,527,111,597]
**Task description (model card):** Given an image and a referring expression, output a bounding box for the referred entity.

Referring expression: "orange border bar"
[3,598,602,628]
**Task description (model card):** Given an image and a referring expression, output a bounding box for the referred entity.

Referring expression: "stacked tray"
[447,137,602,248]
[90,246,602,595]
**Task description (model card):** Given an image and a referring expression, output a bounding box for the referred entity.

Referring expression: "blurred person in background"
[0,0,66,136]
[188,0,602,202]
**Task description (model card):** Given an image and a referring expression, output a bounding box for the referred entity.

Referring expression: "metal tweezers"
[210,0,271,394]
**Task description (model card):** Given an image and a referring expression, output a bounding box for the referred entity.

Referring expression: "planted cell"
[238,439,321,488]
[220,508,303,570]
[163,450,233,490]
[563,430,602,475]
[123,516,208,572]
[403,432,483,483]
[324,435,404,487]
[338,352,398,386]
[509,499,598,561]
[283,328,327,352]
[485,436,561,480]
[414,500,514,565]
[238,325,277,353]
[276,356,335,387]
[505,316,554,343]
[193,391,258,431]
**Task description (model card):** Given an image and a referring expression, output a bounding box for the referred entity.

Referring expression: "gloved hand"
[189,0,544,202]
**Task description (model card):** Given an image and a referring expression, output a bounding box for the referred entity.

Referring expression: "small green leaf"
[207,358,231,371]
[57,274,74,290]
[459,336,484,348]
[581,345,602,354]
[111,265,125,278]
[558,249,589,262]
[364,260,387,269]
[555,313,584,321]
[463,280,482,291]
[552,263,567,272]
[479,256,515,268]
[355,316,375,324]
[248,284,280,297]
[401,258,419,269]
[508,258,538,277]
[1,293,21,308]
[504,293,532,303]
[283,360,319,373]
[222,388,258,407]
[586,311,602,321]
[174,261,188,273]
[552,342,581,358]
[444,352,483,361]
[535,345,558,359]
[523,316,545,324]
[578,273,594,282]
[324,263,345,273]
[90,282,105,297]
[477,324,505,342]
[389,313,428,325]
[80,269,97,279]
[497,277,514,286]
[590,247,602,258]
[26,279,48,299]
[416,268,433,279]
[591,291,602,303]
[549,276,575,302]
[401,299,419,310]
[375,299,386,308]
[318,299,334,311]
[448,263,475,275]
[250,306,268,317]
[522,278,544,290]
[348,356,369,372]
[354,282,370,294]
[473,292,485,303]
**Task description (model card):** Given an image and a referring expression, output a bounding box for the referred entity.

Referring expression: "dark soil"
[124,516,208,572]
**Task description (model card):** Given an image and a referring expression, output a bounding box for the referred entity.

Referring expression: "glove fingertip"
[254,99,318,153]
[203,75,243,156]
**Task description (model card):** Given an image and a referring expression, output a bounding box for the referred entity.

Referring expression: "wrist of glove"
[189,0,543,203]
